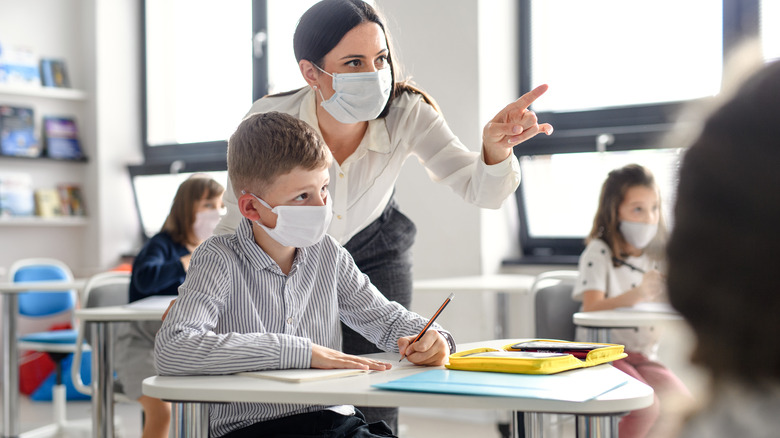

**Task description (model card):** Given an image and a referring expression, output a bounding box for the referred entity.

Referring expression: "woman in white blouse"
[214,0,551,431]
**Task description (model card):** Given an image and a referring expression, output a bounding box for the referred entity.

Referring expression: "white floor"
[4,395,507,438]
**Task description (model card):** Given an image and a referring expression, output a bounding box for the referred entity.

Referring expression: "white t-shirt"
[215,87,521,244]
[572,238,662,358]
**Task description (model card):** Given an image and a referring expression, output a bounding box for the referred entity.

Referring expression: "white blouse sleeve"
[572,240,611,301]
[391,94,521,209]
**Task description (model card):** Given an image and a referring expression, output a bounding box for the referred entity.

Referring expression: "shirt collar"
[235,217,310,274]
[300,88,392,155]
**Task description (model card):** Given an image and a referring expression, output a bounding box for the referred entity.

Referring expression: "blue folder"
[373,366,629,402]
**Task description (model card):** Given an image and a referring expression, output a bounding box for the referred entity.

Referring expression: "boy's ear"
[237,193,262,222]
[299,59,319,88]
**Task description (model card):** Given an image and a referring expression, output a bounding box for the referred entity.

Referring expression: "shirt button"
[337,215,343,220]
[339,173,345,178]
[286,317,293,325]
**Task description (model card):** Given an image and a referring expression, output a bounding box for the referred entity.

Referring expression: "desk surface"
[413,274,535,293]
[74,295,175,322]
[573,309,684,328]
[143,339,653,415]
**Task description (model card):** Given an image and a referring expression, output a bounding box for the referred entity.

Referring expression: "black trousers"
[222,409,396,438]
[341,197,416,435]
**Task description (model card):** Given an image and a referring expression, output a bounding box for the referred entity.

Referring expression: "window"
[133,1,319,239]
[512,0,765,263]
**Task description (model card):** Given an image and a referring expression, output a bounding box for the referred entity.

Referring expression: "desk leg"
[90,322,115,438]
[586,327,611,344]
[576,414,620,438]
[522,412,543,438]
[2,294,19,438]
[172,402,209,438]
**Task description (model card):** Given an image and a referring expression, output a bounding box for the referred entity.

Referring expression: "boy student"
[154,111,455,438]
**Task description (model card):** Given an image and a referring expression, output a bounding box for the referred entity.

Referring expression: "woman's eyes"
[344,56,388,69]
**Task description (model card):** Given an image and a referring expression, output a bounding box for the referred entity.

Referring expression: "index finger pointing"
[494,84,548,122]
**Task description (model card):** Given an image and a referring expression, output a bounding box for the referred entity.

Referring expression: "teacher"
[214,0,552,431]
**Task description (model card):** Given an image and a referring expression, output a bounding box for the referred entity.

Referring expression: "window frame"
[510,0,761,265]
[137,0,268,168]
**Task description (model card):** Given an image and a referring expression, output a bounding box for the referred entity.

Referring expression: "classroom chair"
[70,271,133,436]
[10,257,92,437]
[532,270,581,341]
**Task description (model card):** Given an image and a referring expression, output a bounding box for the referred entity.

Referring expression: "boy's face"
[253,165,330,229]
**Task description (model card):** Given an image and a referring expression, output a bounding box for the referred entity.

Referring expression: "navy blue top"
[128,231,190,303]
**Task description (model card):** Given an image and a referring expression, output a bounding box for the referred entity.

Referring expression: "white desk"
[573,309,684,343]
[143,339,653,438]
[1,279,86,438]
[73,296,174,438]
[413,275,535,338]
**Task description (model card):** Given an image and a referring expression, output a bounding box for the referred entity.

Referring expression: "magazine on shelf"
[0,172,34,217]
[34,188,63,217]
[43,116,83,160]
[57,183,85,216]
[39,58,71,88]
[0,105,40,157]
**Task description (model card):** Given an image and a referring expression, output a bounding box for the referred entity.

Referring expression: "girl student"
[572,164,692,438]
[115,174,224,438]
[214,0,552,430]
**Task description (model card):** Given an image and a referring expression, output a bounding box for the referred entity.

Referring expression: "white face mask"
[192,209,221,242]
[620,220,658,250]
[245,191,333,248]
[314,63,392,124]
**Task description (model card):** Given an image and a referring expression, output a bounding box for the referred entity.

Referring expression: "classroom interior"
[1,0,777,437]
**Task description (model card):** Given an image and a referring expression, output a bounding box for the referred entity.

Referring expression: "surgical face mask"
[619,220,658,250]
[313,63,392,124]
[192,209,221,242]
[245,191,333,248]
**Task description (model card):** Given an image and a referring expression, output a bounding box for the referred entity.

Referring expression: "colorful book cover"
[40,59,71,88]
[0,172,34,217]
[43,117,82,160]
[0,105,40,157]
[34,188,63,217]
[57,183,85,216]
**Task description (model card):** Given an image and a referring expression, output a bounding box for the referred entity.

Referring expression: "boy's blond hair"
[227,112,330,198]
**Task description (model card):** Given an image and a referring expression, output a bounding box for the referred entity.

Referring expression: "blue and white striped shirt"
[155,218,453,437]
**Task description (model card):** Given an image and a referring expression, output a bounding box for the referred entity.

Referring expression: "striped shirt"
[154,218,453,437]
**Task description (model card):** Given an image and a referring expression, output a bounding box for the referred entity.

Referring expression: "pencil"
[399,292,454,362]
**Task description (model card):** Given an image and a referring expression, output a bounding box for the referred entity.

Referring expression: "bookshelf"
[0,84,88,101]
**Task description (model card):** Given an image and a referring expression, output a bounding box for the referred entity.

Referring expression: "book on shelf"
[0,105,41,157]
[57,184,85,216]
[0,45,40,87]
[43,116,83,160]
[39,59,71,88]
[34,188,63,217]
[0,172,34,217]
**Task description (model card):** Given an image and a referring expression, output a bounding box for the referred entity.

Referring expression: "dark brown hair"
[271,0,439,114]
[667,60,780,386]
[227,112,330,198]
[161,174,224,246]
[587,164,667,263]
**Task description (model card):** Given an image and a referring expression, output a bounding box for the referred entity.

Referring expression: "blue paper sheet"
[373,366,629,402]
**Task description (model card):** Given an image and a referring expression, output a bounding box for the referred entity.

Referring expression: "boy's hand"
[398,330,449,366]
[311,344,391,371]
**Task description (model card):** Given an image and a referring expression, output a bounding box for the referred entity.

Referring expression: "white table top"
[143,339,653,415]
[0,279,86,293]
[74,295,175,322]
[413,274,535,293]
[573,309,684,328]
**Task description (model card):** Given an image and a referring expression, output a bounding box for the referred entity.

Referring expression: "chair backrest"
[72,271,131,396]
[9,258,76,317]
[532,270,581,341]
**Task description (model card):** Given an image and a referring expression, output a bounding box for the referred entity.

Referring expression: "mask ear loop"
[311,63,334,102]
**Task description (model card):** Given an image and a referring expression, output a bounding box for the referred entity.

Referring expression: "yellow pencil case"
[446,339,627,375]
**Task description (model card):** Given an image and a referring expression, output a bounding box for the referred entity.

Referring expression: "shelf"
[0,154,88,163]
[0,84,87,101]
[0,216,88,227]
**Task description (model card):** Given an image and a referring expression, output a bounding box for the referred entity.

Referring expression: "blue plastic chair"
[10,258,91,437]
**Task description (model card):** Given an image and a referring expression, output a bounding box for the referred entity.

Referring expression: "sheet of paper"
[123,295,176,310]
[238,368,373,383]
[373,366,629,402]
